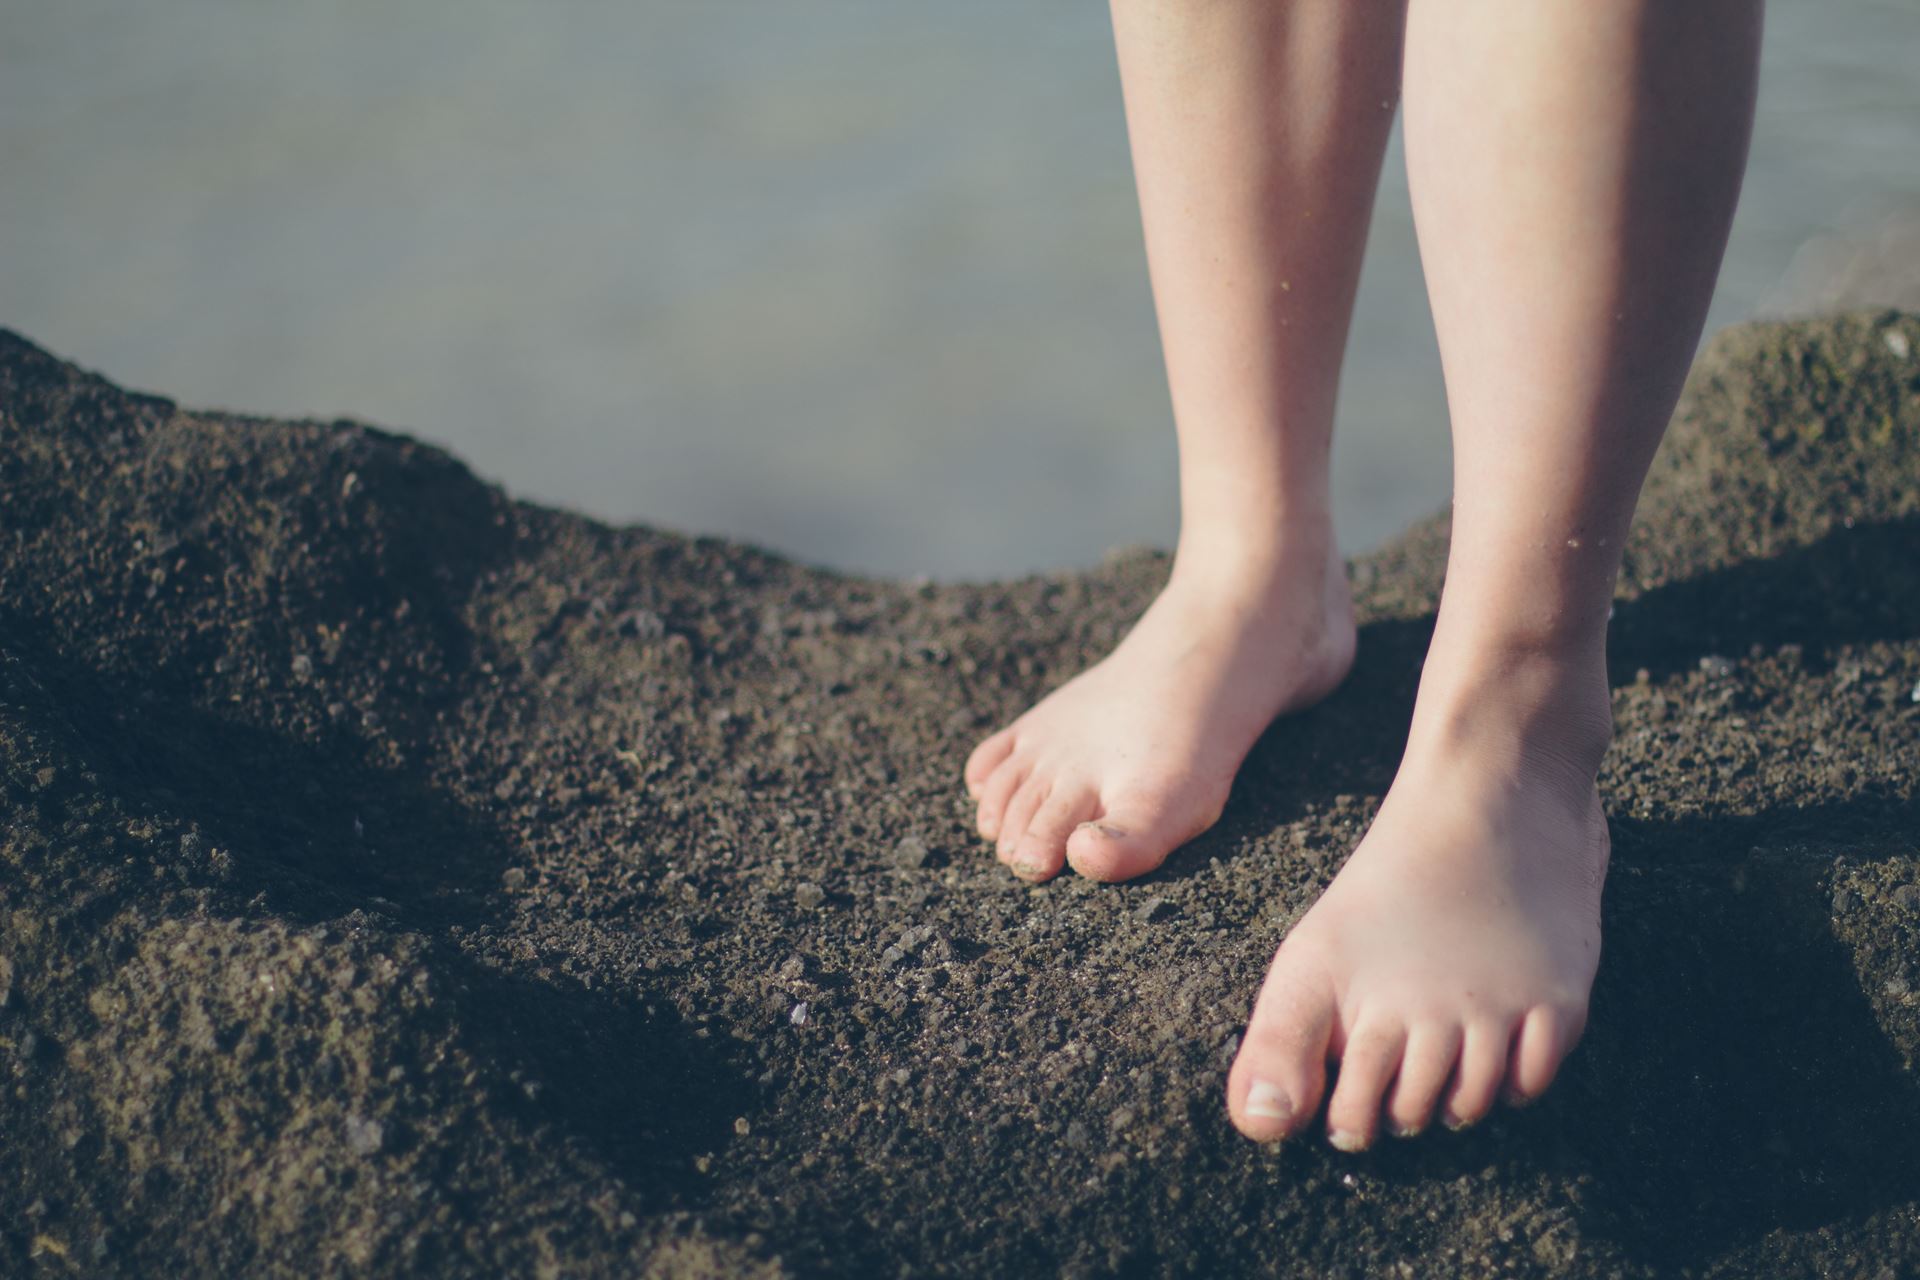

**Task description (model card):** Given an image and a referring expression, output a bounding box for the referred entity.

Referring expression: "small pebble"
[793,882,826,910]
[893,835,932,870]
[290,653,314,679]
[1832,888,1860,914]
[890,1068,913,1087]
[733,1116,751,1136]
[1909,679,1920,704]
[1886,329,1913,359]
[1698,654,1735,678]
[1135,896,1175,924]
[344,1114,385,1156]
[778,955,806,981]
[501,867,528,891]
[1065,1120,1092,1149]
[1892,885,1920,912]
[789,1001,810,1027]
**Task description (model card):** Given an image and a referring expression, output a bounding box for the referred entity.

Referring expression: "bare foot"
[964,536,1355,883]
[1226,647,1614,1149]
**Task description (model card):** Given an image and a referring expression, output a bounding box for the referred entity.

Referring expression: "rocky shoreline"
[2,312,1917,1277]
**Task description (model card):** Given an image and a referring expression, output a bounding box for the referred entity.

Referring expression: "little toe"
[1324,1019,1407,1152]
[1228,957,1335,1142]
[1064,791,1217,883]
[1385,1023,1463,1138]
[1441,1019,1513,1131]
[1504,1004,1583,1106]
[1006,787,1097,882]
[975,758,1030,843]
[964,728,1016,798]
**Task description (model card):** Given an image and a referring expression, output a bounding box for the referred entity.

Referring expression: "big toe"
[1227,955,1335,1142]
[1064,788,1221,883]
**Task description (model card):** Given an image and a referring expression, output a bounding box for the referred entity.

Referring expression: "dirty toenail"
[1327,1128,1368,1153]
[1389,1121,1423,1140]
[1245,1080,1292,1124]
[1077,821,1127,840]
[1501,1086,1535,1109]
[1442,1111,1473,1132]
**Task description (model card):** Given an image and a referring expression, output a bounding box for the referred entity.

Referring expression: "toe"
[964,728,1016,798]
[975,757,1030,843]
[995,778,1050,863]
[1324,1017,1407,1152]
[1007,786,1097,882]
[1064,787,1220,883]
[1441,1019,1513,1131]
[1227,951,1335,1142]
[1384,1022,1463,1138]
[1504,1003,1583,1106]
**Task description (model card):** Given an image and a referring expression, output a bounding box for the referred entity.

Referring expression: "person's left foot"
[1225,647,1613,1148]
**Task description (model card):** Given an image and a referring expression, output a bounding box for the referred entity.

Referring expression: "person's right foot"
[964,536,1355,883]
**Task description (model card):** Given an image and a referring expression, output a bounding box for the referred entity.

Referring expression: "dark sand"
[2,312,1918,1278]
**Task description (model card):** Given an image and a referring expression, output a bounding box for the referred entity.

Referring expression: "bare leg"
[1228,1,1761,1148]
[965,0,1405,882]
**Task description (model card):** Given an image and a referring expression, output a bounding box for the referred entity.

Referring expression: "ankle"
[1405,639,1614,787]
[1169,516,1341,603]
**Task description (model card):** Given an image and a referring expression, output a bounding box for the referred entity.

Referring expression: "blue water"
[5,1,1917,578]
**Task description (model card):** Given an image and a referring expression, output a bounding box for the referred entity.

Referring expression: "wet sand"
[1,312,1917,1276]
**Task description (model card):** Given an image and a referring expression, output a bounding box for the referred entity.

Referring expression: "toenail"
[1327,1127,1368,1153]
[1244,1080,1292,1124]
[1078,821,1127,840]
[1389,1121,1423,1140]
[1501,1087,1535,1109]
[1442,1111,1473,1132]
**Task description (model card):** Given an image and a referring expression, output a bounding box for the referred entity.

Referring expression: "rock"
[1892,885,1920,912]
[733,1117,752,1136]
[290,653,314,679]
[617,609,666,640]
[1065,1120,1092,1150]
[1698,654,1736,678]
[789,1002,810,1027]
[893,835,933,870]
[0,955,12,1010]
[793,882,826,910]
[343,1114,385,1157]
[1832,887,1860,914]
[777,955,806,982]
[1134,897,1175,924]
[501,867,528,891]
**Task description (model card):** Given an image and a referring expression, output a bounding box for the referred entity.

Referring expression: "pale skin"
[965,0,1761,1148]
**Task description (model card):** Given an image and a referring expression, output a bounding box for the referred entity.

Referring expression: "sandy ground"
[2,312,1918,1277]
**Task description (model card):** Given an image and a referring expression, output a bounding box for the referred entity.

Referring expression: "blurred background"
[5,1,1917,580]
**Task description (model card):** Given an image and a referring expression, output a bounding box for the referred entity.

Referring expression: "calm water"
[5,2,1918,578]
